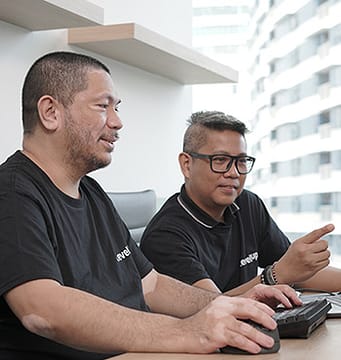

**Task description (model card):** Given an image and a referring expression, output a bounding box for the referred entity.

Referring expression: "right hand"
[275,223,334,285]
[241,283,302,309]
[180,295,277,354]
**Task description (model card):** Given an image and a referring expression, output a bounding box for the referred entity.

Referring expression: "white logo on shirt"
[115,245,132,262]
[240,252,258,267]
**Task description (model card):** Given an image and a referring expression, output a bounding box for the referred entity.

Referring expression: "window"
[318,71,329,85]
[301,194,319,212]
[300,116,319,136]
[193,6,250,16]
[331,106,341,128]
[292,158,301,176]
[301,154,319,174]
[293,197,300,212]
[319,111,330,125]
[331,151,341,170]
[330,66,341,86]
[317,30,329,45]
[320,192,331,206]
[271,129,277,141]
[271,197,278,207]
[330,24,341,45]
[333,192,341,212]
[193,25,248,36]
[271,162,278,174]
[320,152,331,165]
[297,1,315,26]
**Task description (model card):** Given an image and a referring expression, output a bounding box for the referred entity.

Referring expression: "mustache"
[105,132,119,142]
[113,132,120,141]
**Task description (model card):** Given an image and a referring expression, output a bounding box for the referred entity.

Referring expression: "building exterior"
[192,0,341,262]
[248,0,341,258]
[191,0,253,118]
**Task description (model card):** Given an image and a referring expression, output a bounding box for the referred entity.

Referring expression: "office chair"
[107,189,157,245]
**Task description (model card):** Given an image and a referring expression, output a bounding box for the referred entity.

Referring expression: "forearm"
[39,288,183,353]
[191,275,265,297]
[224,276,262,297]
[5,280,189,354]
[296,266,341,292]
[143,271,219,318]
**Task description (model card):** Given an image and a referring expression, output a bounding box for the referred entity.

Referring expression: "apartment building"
[191,0,253,118]
[248,0,341,259]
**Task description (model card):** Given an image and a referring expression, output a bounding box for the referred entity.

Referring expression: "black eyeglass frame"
[188,152,256,175]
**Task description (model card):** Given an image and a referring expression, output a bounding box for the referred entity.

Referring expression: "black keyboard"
[274,299,331,338]
[300,292,341,318]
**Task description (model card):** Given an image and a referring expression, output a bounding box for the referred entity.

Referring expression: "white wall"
[0,0,193,200]
[100,0,193,46]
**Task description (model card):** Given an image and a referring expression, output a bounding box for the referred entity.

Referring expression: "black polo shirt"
[140,185,290,292]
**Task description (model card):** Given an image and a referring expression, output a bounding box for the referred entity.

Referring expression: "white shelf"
[0,0,103,30]
[68,23,238,84]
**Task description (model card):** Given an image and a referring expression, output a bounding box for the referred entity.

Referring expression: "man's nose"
[107,109,123,130]
[223,160,240,177]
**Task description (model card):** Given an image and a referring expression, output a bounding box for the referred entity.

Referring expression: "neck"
[184,185,227,222]
[21,148,81,199]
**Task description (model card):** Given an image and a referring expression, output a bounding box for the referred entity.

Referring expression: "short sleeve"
[127,233,154,279]
[141,226,209,285]
[0,191,62,296]
[251,194,291,267]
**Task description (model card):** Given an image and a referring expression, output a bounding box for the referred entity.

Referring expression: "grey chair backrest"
[107,189,157,245]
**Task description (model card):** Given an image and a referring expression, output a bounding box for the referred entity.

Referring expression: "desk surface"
[109,319,340,360]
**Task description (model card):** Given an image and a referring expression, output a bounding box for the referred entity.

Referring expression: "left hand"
[275,224,334,285]
[240,284,302,309]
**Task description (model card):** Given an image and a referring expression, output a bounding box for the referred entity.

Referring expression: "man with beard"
[0,52,301,359]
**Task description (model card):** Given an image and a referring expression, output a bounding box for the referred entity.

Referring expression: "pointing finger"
[302,224,334,244]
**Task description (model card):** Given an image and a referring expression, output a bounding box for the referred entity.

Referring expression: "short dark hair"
[183,111,249,153]
[22,51,111,134]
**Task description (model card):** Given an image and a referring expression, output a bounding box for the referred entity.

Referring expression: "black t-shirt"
[140,185,290,292]
[0,151,153,359]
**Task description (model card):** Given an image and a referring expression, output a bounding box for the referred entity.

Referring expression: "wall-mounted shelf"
[68,23,238,84]
[0,0,103,30]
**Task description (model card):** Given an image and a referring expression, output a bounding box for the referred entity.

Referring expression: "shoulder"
[235,189,271,221]
[80,176,120,216]
[81,175,105,194]
[151,193,181,221]
[236,189,264,207]
[140,193,192,242]
[154,192,196,226]
[0,151,54,201]
[81,176,116,207]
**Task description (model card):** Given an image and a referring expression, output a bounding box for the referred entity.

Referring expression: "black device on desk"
[220,320,280,355]
[221,299,330,355]
[298,291,341,318]
[274,299,331,338]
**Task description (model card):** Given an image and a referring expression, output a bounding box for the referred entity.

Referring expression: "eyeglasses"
[188,152,256,175]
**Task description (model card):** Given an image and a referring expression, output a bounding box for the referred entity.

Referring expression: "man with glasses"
[140,111,341,295]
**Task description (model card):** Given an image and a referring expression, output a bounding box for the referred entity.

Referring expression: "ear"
[37,95,62,131]
[178,152,192,179]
